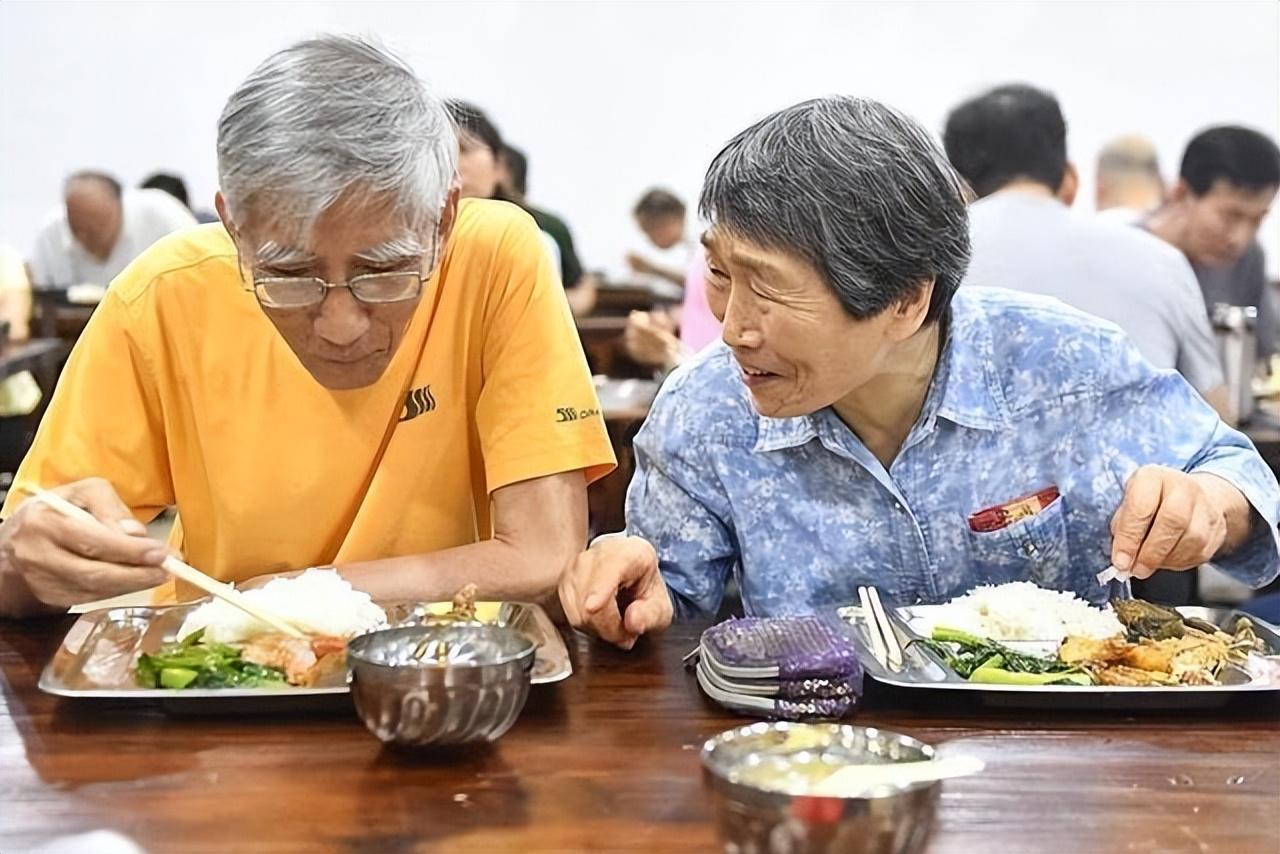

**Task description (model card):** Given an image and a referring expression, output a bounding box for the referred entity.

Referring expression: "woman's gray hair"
[217,35,456,247]
[700,96,970,324]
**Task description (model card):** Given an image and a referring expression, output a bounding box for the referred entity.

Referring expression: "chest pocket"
[964,495,1071,587]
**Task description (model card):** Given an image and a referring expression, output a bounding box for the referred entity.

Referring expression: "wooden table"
[2,617,1277,853]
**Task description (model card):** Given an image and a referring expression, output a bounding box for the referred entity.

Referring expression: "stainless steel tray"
[838,604,1280,710]
[39,599,571,713]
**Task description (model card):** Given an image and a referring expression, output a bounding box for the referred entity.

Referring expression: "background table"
[2,616,1277,853]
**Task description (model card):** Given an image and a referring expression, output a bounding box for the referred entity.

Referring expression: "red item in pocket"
[968,486,1060,533]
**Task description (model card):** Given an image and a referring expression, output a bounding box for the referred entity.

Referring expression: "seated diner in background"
[27,171,196,289]
[560,96,1280,649]
[0,36,614,619]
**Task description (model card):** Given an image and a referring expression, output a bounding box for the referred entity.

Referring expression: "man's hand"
[559,536,673,649]
[0,478,168,614]
[1109,466,1251,579]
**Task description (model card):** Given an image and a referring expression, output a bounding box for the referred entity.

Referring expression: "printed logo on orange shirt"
[400,386,437,422]
[556,406,600,423]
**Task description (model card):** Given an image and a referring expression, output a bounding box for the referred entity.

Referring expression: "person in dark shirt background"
[1145,126,1280,361]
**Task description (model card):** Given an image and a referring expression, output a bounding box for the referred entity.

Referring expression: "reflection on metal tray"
[837,604,1280,710]
[38,599,571,713]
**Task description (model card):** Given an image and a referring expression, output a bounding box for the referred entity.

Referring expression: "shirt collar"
[930,299,1011,431]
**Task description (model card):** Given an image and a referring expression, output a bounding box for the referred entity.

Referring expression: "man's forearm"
[336,535,580,605]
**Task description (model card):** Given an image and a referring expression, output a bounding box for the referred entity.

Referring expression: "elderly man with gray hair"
[560,96,1280,649]
[0,36,614,617]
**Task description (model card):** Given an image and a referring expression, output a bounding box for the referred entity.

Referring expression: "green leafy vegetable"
[135,629,286,689]
[914,626,1093,685]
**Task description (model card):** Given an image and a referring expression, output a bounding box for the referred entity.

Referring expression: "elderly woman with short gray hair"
[560,96,1280,649]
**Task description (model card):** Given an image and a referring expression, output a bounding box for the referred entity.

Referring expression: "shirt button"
[1022,542,1038,557]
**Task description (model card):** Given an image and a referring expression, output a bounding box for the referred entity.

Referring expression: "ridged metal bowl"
[701,722,940,854]
[347,624,535,747]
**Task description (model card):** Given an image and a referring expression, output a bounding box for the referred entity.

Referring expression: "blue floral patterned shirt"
[625,288,1280,618]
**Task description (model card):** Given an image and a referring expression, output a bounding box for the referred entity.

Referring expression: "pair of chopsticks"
[857,585,904,672]
[35,489,306,638]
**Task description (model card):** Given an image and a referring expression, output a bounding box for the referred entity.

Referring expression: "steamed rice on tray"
[136,569,387,690]
[916,582,1123,641]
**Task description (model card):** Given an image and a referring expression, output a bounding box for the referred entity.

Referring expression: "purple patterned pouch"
[697,615,865,721]
[702,615,864,680]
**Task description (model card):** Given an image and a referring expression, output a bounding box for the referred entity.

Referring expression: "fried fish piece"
[1059,635,1130,665]
[1089,664,1179,687]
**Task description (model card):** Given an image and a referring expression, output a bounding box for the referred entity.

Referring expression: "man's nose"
[313,287,370,346]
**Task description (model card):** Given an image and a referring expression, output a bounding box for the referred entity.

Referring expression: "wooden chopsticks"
[34,490,306,639]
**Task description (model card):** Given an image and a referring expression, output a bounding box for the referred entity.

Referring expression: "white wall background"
[2,0,1278,274]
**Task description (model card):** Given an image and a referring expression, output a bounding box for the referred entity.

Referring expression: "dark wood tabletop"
[2,616,1278,853]
[0,337,66,380]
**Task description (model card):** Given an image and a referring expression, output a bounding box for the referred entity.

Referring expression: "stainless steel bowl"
[701,722,940,854]
[347,624,535,747]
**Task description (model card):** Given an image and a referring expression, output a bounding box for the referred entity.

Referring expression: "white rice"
[177,568,387,643]
[919,582,1124,641]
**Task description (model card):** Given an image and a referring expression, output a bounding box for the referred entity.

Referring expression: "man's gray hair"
[217,35,456,246]
[700,96,970,324]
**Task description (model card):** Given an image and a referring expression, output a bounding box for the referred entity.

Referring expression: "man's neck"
[831,322,942,470]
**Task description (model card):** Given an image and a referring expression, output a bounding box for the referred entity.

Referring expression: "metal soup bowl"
[347,624,535,747]
[701,722,940,854]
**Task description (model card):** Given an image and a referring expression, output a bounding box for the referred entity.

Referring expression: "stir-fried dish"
[912,586,1269,688]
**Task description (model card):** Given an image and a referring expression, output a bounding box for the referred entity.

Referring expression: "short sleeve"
[2,290,175,521]
[473,210,616,492]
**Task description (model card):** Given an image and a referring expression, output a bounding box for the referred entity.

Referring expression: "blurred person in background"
[622,251,723,376]
[446,101,595,315]
[500,144,598,317]
[140,172,219,223]
[1146,126,1280,364]
[626,189,690,292]
[1095,135,1165,224]
[0,245,32,341]
[944,84,1230,426]
[27,172,196,288]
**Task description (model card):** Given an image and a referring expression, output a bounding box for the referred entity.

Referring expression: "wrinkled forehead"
[236,186,436,265]
[701,225,806,277]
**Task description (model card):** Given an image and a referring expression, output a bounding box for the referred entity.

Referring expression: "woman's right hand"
[0,478,169,615]
[558,535,673,649]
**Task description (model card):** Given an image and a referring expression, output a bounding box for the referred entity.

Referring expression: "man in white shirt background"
[27,171,196,288]
[943,84,1230,421]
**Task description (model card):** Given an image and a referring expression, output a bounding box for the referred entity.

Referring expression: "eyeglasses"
[252,269,425,309]
[245,227,442,310]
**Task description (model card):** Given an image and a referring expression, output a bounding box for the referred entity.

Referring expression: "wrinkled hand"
[1109,466,1234,579]
[623,311,681,370]
[0,478,168,609]
[559,536,673,649]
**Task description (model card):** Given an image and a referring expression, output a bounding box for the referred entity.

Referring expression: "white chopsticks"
[858,585,904,672]
[34,490,306,638]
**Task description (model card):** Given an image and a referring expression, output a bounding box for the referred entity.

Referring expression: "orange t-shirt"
[4,199,615,597]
